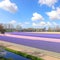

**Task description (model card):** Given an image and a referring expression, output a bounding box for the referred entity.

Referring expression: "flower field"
[8,32,60,39]
[0,32,60,53]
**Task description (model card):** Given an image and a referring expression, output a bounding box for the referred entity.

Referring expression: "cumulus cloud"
[32,21,46,27]
[32,22,38,26]
[38,0,58,8]
[46,22,52,26]
[0,0,18,13]
[9,20,16,24]
[40,21,46,26]
[32,21,58,27]
[31,12,44,21]
[46,7,60,20]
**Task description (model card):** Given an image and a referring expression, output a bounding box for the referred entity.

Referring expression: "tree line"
[0,23,60,33]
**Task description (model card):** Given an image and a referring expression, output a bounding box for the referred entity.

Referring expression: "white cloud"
[46,22,52,26]
[31,12,44,21]
[24,22,30,25]
[32,21,58,27]
[18,22,30,27]
[38,0,58,8]
[40,21,46,26]
[0,0,18,13]
[32,22,38,26]
[9,20,16,24]
[32,21,46,27]
[52,22,58,26]
[46,7,60,20]
[46,22,58,27]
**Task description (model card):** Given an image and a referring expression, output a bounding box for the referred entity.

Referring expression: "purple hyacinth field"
[8,32,60,39]
[0,32,60,53]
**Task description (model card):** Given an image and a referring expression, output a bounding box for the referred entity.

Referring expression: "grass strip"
[0,57,13,60]
[5,48,43,60]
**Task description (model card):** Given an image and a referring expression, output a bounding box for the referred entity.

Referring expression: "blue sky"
[0,0,60,28]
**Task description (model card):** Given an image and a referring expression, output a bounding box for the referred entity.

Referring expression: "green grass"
[5,48,43,60]
[0,57,13,60]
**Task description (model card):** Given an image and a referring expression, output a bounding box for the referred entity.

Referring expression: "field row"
[7,32,60,39]
[0,33,60,53]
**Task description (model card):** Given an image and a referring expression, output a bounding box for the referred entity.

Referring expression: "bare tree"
[0,24,5,34]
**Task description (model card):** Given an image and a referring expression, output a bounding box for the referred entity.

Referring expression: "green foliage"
[5,48,43,60]
[0,57,13,60]
[26,55,42,60]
